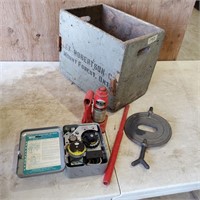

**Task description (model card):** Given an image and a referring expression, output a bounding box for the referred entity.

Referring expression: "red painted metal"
[82,87,109,133]
[103,104,130,185]
[82,90,94,123]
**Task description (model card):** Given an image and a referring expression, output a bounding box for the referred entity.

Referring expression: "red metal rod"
[103,104,130,185]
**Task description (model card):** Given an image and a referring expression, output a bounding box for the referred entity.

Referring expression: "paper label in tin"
[23,132,62,175]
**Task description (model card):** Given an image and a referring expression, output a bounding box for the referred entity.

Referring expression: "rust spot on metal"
[110,79,117,96]
[58,36,62,52]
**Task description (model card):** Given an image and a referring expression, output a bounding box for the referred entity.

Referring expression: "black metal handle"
[131,139,150,169]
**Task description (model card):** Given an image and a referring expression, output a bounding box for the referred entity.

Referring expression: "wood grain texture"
[0,0,195,61]
[177,8,200,60]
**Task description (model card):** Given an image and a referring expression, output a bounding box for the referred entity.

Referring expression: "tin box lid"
[16,126,65,178]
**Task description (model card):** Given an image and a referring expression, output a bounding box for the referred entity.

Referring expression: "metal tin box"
[17,123,108,178]
[59,4,165,111]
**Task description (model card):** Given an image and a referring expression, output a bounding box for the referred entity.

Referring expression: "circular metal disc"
[124,110,172,147]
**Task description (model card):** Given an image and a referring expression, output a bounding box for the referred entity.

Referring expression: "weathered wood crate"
[59,4,165,111]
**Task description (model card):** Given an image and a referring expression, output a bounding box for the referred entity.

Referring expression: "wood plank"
[0,0,195,61]
[177,8,200,60]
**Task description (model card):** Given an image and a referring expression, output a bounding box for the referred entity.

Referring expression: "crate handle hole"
[137,46,150,56]
[80,16,91,22]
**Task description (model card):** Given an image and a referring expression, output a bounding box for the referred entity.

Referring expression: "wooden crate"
[60,4,164,111]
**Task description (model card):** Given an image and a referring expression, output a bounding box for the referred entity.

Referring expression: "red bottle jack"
[82,87,108,133]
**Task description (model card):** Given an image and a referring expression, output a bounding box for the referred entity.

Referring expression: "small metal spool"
[124,107,172,147]
[81,130,100,148]
[124,107,172,169]
[69,134,77,143]
[67,141,86,158]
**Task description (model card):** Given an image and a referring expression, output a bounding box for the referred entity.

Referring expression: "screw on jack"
[131,139,150,169]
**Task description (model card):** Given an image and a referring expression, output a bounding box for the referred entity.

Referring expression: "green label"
[23,132,62,175]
